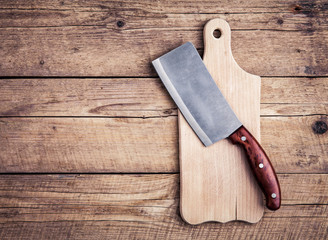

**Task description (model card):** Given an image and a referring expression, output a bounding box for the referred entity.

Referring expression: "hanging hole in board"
[213,29,222,39]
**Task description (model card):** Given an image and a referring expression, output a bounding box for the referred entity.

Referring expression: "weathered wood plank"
[261,103,328,116]
[0,78,326,117]
[261,115,328,173]
[0,78,174,117]
[0,116,326,173]
[0,174,326,219]
[0,10,326,32]
[0,117,178,173]
[0,218,327,240]
[0,174,326,239]
[261,78,328,104]
[0,1,327,76]
[0,0,326,15]
[261,78,328,114]
[0,27,326,77]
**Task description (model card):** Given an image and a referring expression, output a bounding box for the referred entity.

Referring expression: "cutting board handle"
[203,19,234,68]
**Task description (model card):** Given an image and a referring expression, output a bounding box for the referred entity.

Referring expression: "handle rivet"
[271,193,277,199]
[259,163,264,168]
[241,136,246,141]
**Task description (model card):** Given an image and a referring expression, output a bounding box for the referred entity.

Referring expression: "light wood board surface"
[179,19,263,224]
[0,0,327,239]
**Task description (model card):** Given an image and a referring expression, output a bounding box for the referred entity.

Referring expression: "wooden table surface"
[0,1,327,239]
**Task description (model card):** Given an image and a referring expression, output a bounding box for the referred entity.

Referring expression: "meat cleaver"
[152,42,281,210]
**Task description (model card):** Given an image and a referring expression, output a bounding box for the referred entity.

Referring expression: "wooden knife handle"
[228,126,281,210]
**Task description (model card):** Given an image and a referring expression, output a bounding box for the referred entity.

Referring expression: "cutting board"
[179,18,263,224]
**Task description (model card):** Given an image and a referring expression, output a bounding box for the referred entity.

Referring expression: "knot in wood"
[116,20,125,28]
[312,121,327,135]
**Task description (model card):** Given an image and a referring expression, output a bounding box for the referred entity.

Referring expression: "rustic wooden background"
[0,0,327,239]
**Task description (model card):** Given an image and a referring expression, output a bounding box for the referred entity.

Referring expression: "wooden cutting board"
[179,18,264,224]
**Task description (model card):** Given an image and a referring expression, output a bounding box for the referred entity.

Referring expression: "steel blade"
[152,42,242,146]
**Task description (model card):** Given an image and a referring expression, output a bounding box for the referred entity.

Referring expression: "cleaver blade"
[152,42,281,211]
[153,42,241,147]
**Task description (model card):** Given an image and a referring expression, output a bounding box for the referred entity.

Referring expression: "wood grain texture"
[1,11,327,32]
[261,115,328,174]
[179,19,263,224]
[0,174,326,239]
[0,1,328,76]
[0,78,175,117]
[261,103,328,116]
[0,117,178,173]
[0,115,326,173]
[0,0,327,238]
[0,218,327,240]
[0,174,326,220]
[1,0,327,14]
[0,77,327,117]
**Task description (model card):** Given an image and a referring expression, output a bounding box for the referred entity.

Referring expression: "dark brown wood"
[229,126,281,210]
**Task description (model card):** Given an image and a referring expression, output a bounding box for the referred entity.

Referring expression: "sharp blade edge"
[152,42,242,147]
[152,58,213,146]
